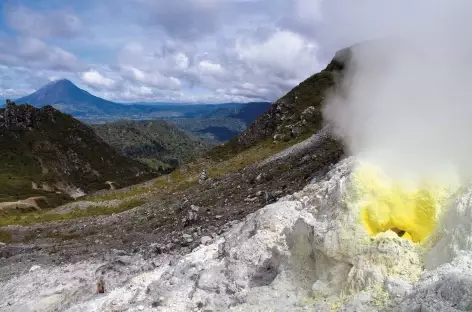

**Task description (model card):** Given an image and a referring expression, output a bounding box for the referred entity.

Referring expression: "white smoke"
[322,0,472,184]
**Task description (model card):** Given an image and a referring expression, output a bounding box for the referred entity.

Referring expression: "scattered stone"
[198,169,208,184]
[151,296,165,307]
[301,155,311,163]
[137,305,144,311]
[256,191,263,196]
[105,181,116,190]
[29,265,41,273]
[200,236,212,245]
[384,277,412,298]
[182,233,193,243]
[244,196,258,202]
[255,173,263,182]
[215,215,223,220]
[185,211,198,225]
[150,243,164,254]
[97,276,105,294]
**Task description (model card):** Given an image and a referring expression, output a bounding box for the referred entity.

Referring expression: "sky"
[0,0,410,103]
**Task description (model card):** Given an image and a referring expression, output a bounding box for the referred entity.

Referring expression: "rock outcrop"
[4,156,472,311]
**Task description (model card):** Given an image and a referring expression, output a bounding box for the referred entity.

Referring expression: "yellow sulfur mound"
[352,164,454,243]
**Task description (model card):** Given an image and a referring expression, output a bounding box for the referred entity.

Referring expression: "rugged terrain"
[0,124,344,310]
[209,48,349,160]
[3,132,472,311]
[92,120,209,170]
[0,47,349,311]
[0,101,155,205]
[2,38,471,312]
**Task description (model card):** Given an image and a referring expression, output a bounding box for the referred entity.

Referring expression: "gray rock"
[200,236,212,245]
[384,277,412,298]
[7,157,472,312]
[29,265,41,273]
[255,173,263,182]
[198,169,208,184]
[244,196,258,202]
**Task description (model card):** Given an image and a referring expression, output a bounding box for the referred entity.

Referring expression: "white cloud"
[1,0,331,102]
[81,70,116,88]
[293,0,324,23]
[198,60,225,75]
[5,5,83,39]
[175,53,189,69]
[121,66,181,90]
[0,35,84,72]
[237,30,320,76]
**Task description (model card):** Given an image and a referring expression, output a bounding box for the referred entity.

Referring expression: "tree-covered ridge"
[92,120,209,170]
[0,101,155,204]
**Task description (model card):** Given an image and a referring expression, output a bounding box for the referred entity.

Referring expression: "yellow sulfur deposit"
[352,164,454,243]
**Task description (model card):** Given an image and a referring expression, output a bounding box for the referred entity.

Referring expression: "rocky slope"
[6,45,471,312]
[2,151,472,311]
[210,48,350,160]
[0,101,155,203]
[92,120,209,170]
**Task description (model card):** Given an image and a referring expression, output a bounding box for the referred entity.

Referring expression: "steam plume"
[322,1,472,184]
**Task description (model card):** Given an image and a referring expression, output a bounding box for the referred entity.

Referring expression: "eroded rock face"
[4,157,472,311]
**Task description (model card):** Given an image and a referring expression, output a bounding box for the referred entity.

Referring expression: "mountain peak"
[45,79,78,90]
[15,78,105,109]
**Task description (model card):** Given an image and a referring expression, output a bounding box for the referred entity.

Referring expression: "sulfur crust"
[352,164,455,243]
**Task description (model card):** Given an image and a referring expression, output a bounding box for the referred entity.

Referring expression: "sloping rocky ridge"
[2,156,472,311]
[0,101,155,202]
[209,48,350,160]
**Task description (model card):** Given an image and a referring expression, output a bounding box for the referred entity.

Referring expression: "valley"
[2,0,472,311]
[14,79,271,146]
[0,44,347,311]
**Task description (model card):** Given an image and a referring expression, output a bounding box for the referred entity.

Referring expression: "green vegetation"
[150,135,309,194]
[168,118,246,145]
[208,55,346,161]
[0,53,345,231]
[44,232,83,241]
[137,158,173,171]
[0,199,146,227]
[87,187,151,202]
[0,102,155,204]
[0,229,13,243]
[92,120,209,170]
[83,57,342,204]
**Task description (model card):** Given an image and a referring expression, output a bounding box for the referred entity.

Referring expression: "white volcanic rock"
[4,157,472,311]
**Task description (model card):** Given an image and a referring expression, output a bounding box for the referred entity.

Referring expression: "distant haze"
[323,0,472,184]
